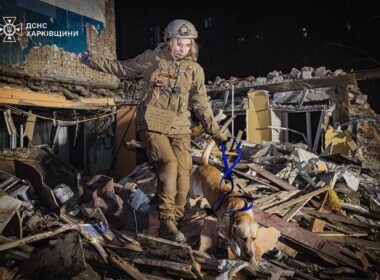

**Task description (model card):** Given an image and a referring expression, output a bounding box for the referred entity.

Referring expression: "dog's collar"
[223,194,254,216]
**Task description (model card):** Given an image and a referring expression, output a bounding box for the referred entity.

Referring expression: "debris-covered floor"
[1,0,380,278]
[1,64,380,280]
[1,128,380,279]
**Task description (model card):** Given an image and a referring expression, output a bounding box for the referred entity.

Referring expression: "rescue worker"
[80,19,227,242]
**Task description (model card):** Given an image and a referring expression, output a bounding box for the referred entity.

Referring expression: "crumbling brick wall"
[20,0,118,85]
[24,44,118,85]
[86,0,117,60]
[347,84,380,170]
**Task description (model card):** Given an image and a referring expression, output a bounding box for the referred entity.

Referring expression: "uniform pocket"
[182,143,193,171]
[174,135,192,171]
[140,131,161,163]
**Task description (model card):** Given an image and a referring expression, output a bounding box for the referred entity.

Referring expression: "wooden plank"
[266,184,331,214]
[341,202,380,220]
[0,86,115,109]
[268,173,337,214]
[276,241,298,258]
[132,257,194,277]
[108,249,147,280]
[302,208,380,230]
[282,199,311,221]
[247,162,297,191]
[0,224,77,252]
[136,233,194,265]
[252,208,366,271]
[300,213,355,235]
[328,236,380,251]
[317,232,368,237]
[269,259,319,280]
[259,190,300,210]
[309,218,326,233]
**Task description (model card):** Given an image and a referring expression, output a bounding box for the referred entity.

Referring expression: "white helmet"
[164,19,198,41]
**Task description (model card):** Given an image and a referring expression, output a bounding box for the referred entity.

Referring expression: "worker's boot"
[159,218,186,243]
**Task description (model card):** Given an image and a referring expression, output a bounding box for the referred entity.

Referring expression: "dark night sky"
[115,1,380,81]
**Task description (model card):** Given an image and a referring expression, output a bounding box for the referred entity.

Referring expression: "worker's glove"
[212,132,228,146]
[78,51,89,64]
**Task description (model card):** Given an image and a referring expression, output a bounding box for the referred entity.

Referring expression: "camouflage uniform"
[86,44,220,240]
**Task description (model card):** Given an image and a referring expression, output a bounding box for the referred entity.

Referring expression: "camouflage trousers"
[140,131,192,222]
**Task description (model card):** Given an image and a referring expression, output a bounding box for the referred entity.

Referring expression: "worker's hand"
[212,131,228,146]
[78,51,89,64]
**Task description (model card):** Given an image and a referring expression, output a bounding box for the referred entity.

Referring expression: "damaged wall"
[208,67,380,174]
[0,0,118,85]
[0,0,128,176]
[346,84,380,169]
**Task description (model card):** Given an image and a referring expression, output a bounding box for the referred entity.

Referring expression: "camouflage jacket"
[86,45,219,135]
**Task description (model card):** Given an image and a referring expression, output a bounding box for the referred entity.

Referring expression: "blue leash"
[212,138,254,215]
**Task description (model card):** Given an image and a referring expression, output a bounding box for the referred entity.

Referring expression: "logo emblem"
[178,24,190,36]
[0,17,22,42]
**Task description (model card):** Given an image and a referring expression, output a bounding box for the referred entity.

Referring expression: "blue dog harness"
[212,138,254,216]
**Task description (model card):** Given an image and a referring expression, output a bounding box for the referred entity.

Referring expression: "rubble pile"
[1,136,379,279]
[191,139,380,276]
[0,65,349,106]
[345,86,380,169]
[0,147,201,279]
[206,66,347,91]
[0,63,148,103]
[0,59,379,278]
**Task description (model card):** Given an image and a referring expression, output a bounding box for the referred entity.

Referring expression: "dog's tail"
[201,139,216,166]
[201,116,235,166]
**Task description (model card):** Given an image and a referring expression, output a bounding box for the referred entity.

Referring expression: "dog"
[191,121,259,265]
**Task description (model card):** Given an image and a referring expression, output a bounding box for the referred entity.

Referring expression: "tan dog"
[191,124,259,265]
